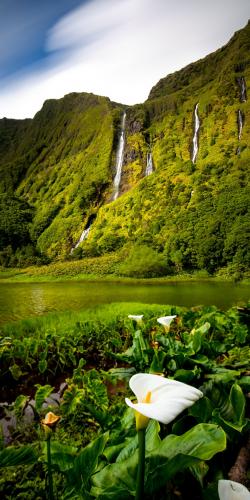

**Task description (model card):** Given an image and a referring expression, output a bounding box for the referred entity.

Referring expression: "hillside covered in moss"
[0,21,249,277]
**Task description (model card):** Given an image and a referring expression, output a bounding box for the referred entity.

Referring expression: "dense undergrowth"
[0,302,249,499]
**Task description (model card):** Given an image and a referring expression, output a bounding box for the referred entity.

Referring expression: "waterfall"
[237,110,244,140]
[75,225,91,248]
[237,76,247,102]
[145,153,153,176]
[192,103,200,163]
[112,112,126,201]
[71,223,91,253]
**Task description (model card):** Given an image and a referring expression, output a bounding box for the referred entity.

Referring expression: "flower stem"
[47,435,54,500]
[136,428,146,500]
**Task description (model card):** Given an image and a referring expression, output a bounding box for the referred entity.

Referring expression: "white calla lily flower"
[157,316,176,329]
[125,373,203,428]
[218,480,250,500]
[128,315,144,322]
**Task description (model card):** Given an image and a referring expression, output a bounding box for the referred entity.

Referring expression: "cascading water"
[75,225,91,249]
[71,214,96,253]
[237,110,244,140]
[237,76,247,102]
[112,112,126,201]
[192,103,200,163]
[145,152,153,176]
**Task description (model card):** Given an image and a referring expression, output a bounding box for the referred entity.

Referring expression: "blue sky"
[0,0,249,118]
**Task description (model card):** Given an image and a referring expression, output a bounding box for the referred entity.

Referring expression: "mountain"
[0,21,249,276]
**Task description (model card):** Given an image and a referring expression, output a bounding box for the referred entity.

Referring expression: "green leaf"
[61,385,85,415]
[212,383,247,433]
[9,363,24,380]
[145,454,201,495]
[38,358,47,374]
[41,441,78,472]
[189,461,209,486]
[14,394,29,417]
[152,423,226,461]
[91,451,137,498]
[116,420,160,463]
[189,397,213,423]
[0,445,37,467]
[34,384,54,412]
[149,350,167,374]
[68,433,109,492]
[238,376,250,390]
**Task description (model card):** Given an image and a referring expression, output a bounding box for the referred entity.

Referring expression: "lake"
[0,280,249,325]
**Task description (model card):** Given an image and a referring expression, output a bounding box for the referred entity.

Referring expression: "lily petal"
[126,373,203,425]
[128,315,144,322]
[157,316,176,328]
[218,480,250,500]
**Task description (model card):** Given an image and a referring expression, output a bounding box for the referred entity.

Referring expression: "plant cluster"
[0,302,249,498]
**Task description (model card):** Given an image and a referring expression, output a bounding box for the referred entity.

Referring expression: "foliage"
[119,245,169,278]
[0,302,249,497]
[0,24,249,276]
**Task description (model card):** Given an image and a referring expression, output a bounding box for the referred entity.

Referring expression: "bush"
[118,245,169,278]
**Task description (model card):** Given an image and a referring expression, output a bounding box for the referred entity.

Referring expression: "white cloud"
[0,0,249,118]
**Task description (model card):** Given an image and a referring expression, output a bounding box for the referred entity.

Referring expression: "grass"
[0,258,249,285]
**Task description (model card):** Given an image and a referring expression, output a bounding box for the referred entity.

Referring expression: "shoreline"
[0,268,249,285]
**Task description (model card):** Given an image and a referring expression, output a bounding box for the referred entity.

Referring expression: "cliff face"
[0,22,249,272]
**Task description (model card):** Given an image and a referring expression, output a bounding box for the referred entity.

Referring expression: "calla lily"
[41,411,61,429]
[157,315,176,330]
[218,480,250,500]
[125,373,203,428]
[128,315,144,323]
[128,315,144,326]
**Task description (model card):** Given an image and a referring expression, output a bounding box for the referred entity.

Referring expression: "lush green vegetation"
[0,303,249,498]
[0,23,249,278]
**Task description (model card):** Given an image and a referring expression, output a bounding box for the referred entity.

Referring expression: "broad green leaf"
[116,420,160,463]
[205,368,241,383]
[68,432,109,492]
[238,376,250,390]
[38,358,47,374]
[189,461,209,486]
[9,363,24,380]
[145,454,201,495]
[107,367,136,382]
[41,441,78,472]
[103,441,130,462]
[34,384,54,412]
[173,368,199,383]
[91,451,137,497]
[189,396,213,423]
[212,383,247,433]
[0,445,37,467]
[14,394,29,417]
[152,423,226,461]
[61,384,85,415]
[91,486,133,500]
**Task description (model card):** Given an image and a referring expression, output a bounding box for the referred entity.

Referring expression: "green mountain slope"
[0,22,249,275]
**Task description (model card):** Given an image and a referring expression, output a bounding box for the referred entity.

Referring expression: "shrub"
[118,245,169,278]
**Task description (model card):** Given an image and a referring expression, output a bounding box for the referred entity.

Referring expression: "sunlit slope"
[0,93,123,258]
[0,22,249,273]
[83,22,250,273]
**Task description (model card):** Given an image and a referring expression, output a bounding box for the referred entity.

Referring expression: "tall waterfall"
[237,110,244,140]
[237,76,247,102]
[112,112,126,201]
[145,153,153,176]
[192,103,200,163]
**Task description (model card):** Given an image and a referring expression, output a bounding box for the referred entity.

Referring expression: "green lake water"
[0,281,249,325]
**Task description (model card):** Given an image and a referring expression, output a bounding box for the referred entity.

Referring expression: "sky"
[0,0,249,119]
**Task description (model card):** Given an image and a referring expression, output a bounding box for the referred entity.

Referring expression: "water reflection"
[0,281,249,325]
